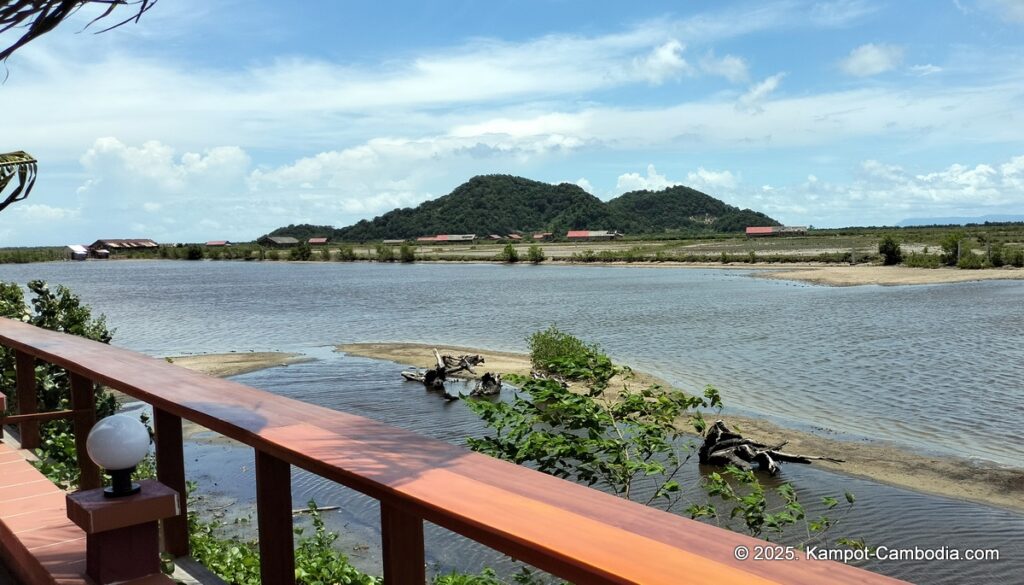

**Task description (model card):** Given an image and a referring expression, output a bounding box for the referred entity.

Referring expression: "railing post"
[69,372,101,490]
[154,407,189,557]
[381,502,425,584]
[255,450,294,585]
[14,350,39,449]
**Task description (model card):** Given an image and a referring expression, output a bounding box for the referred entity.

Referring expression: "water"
[2,260,1022,583]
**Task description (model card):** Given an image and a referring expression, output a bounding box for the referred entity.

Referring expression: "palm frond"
[0,150,38,213]
[1,0,156,61]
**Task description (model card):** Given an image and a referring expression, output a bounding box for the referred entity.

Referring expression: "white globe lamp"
[86,414,151,498]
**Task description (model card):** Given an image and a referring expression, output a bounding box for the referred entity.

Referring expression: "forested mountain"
[267,174,779,242]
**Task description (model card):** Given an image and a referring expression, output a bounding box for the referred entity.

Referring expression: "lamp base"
[104,467,141,498]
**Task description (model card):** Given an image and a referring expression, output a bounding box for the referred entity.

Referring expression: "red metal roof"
[308,237,328,244]
[567,230,589,238]
[206,241,228,246]
[745,226,775,235]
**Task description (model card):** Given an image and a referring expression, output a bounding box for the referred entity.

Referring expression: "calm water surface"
[1,260,1021,584]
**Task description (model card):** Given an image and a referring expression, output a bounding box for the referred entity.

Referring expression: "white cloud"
[633,40,692,84]
[699,51,749,83]
[687,167,740,190]
[616,165,679,192]
[11,204,81,223]
[574,178,596,194]
[909,64,943,76]
[840,43,905,77]
[737,73,786,113]
[732,154,1024,226]
[979,0,1024,22]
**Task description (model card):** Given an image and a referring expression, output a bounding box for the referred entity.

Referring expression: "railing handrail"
[0,318,906,585]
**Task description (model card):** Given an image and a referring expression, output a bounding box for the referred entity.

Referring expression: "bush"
[940,231,966,266]
[336,246,357,261]
[957,251,984,269]
[290,242,313,261]
[0,281,117,488]
[186,245,203,260]
[527,326,613,384]
[526,245,545,264]
[1006,247,1024,268]
[375,244,396,262]
[903,252,943,268]
[399,244,416,263]
[498,243,519,263]
[878,234,902,265]
[267,250,280,261]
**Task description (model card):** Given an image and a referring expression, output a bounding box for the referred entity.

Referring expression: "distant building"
[308,237,329,246]
[532,232,553,241]
[507,234,523,241]
[65,245,88,261]
[205,241,230,247]
[88,239,158,255]
[258,236,299,247]
[745,226,807,237]
[487,234,503,240]
[416,234,476,244]
[382,239,407,245]
[567,230,622,241]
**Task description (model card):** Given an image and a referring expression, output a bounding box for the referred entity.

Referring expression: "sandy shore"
[340,342,1024,513]
[167,352,310,377]
[754,264,1024,286]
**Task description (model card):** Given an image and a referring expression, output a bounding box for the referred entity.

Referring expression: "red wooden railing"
[0,318,908,585]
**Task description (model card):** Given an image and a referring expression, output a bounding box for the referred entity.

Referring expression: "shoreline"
[166,351,311,377]
[339,342,1024,513]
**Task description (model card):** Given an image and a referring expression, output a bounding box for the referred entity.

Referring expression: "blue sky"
[2,0,1023,244]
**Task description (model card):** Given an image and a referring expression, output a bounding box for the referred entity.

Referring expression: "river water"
[1,260,1021,584]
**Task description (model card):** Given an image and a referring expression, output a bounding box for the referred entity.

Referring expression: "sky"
[1,0,1023,245]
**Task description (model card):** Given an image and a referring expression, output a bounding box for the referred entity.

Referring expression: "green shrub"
[375,244,396,262]
[336,246,356,261]
[957,251,984,269]
[527,326,613,385]
[1006,247,1024,267]
[399,244,416,263]
[186,245,204,260]
[290,242,313,261]
[0,281,117,489]
[267,249,280,261]
[526,245,545,264]
[498,243,519,263]
[940,231,966,266]
[878,234,902,265]
[903,252,943,268]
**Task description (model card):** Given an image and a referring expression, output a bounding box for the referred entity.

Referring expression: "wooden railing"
[0,318,907,585]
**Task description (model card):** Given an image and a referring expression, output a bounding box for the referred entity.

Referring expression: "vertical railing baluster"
[154,407,189,557]
[381,502,425,584]
[14,350,39,449]
[255,450,295,585]
[69,372,101,489]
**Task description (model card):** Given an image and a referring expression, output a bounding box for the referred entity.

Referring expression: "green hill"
[607,185,778,233]
[267,174,779,242]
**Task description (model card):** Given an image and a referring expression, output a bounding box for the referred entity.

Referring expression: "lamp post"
[85,413,151,497]
[66,413,179,584]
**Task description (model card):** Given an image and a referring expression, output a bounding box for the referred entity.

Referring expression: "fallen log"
[699,420,843,475]
[470,372,503,397]
[401,349,491,399]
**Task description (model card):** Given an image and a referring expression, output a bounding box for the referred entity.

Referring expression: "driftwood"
[470,372,502,397]
[699,420,843,475]
[401,349,494,400]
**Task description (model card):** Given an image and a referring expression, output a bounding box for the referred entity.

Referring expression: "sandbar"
[339,342,1024,513]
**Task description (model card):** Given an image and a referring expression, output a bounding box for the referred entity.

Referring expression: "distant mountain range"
[268,174,779,242]
[897,215,1024,227]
